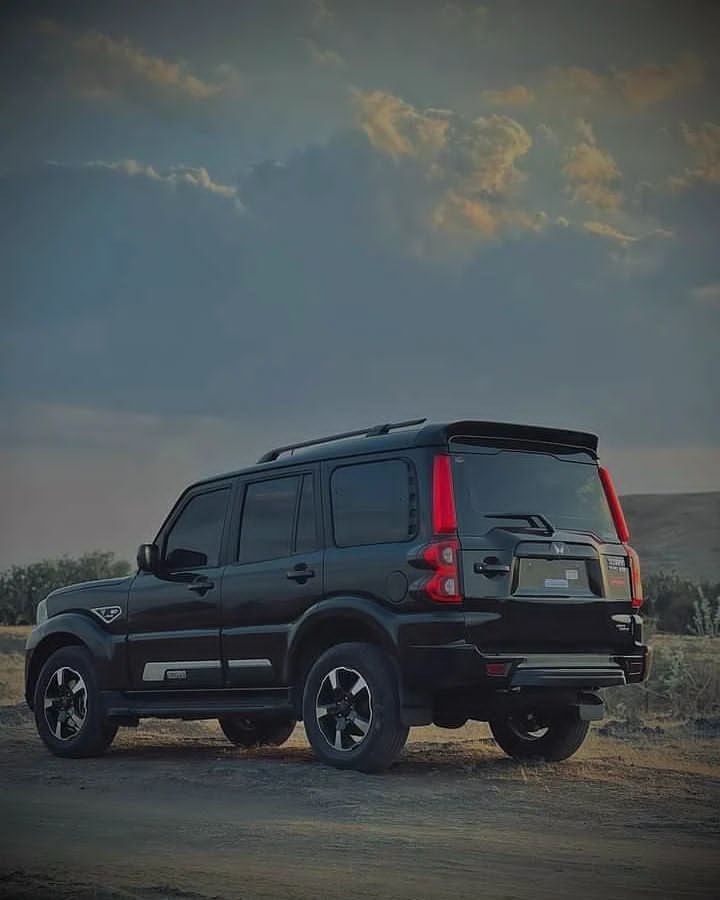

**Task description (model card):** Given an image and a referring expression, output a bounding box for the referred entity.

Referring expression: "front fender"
[25,612,128,706]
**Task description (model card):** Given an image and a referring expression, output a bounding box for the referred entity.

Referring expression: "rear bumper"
[400,642,650,691]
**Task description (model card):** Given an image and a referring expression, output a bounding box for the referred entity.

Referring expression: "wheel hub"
[43,666,88,742]
[315,666,373,752]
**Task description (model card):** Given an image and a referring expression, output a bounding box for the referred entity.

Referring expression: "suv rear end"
[400,421,649,757]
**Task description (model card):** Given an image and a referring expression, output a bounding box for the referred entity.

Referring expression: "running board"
[102,688,294,721]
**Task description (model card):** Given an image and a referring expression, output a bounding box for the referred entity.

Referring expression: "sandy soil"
[1,628,718,899]
[0,708,718,900]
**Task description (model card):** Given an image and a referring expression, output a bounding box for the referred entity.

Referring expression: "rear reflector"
[599,466,630,543]
[432,454,458,535]
[486,662,509,677]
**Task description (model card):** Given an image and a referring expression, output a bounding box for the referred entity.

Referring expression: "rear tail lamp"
[599,466,630,543]
[432,454,458,535]
[626,544,644,609]
[414,456,463,603]
[421,539,462,603]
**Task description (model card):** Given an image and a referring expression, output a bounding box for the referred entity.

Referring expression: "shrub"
[0,552,131,625]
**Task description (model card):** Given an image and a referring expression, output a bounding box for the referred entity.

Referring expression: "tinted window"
[238,477,299,563]
[332,460,412,547]
[451,448,617,540]
[295,475,317,554]
[164,488,230,569]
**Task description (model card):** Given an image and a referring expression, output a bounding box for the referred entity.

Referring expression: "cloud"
[310,0,335,29]
[582,221,673,245]
[304,38,344,67]
[35,18,224,111]
[544,54,705,108]
[482,85,534,107]
[691,282,720,310]
[79,160,242,203]
[353,90,538,246]
[352,90,450,159]
[545,65,608,101]
[670,122,720,188]
[563,138,623,210]
[431,192,548,242]
[615,54,704,106]
[354,90,531,195]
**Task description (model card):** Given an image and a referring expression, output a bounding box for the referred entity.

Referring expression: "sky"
[1,0,719,568]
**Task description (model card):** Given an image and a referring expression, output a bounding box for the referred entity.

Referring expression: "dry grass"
[0,626,29,704]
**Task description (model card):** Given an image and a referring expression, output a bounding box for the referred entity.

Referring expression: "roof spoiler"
[437,420,599,457]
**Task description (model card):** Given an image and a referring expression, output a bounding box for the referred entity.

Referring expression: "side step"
[102,688,294,721]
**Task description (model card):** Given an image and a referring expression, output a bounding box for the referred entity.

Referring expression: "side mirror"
[137,543,160,573]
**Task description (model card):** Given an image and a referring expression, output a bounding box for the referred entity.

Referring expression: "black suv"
[26,419,649,772]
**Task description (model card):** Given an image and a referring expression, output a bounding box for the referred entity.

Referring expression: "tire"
[302,642,408,773]
[489,707,589,762]
[34,646,118,758]
[219,716,296,748]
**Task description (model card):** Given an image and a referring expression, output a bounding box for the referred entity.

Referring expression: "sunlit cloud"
[563,133,623,211]
[670,122,720,188]
[481,85,534,107]
[35,18,224,110]
[78,160,242,205]
[544,54,704,108]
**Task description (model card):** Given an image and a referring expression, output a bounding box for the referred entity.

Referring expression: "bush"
[0,552,132,625]
[644,571,720,635]
[605,635,720,722]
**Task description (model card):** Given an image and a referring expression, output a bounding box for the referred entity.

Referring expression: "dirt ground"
[1,629,719,900]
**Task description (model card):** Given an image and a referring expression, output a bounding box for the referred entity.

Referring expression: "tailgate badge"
[551,542,565,555]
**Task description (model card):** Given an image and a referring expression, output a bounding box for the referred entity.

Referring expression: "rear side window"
[164,488,230,569]
[238,476,300,564]
[331,460,413,547]
[451,447,617,541]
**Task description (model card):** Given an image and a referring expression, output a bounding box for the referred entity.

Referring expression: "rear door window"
[238,476,300,564]
[331,460,414,547]
[451,447,617,541]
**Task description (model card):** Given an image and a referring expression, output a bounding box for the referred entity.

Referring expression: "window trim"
[160,483,233,572]
[329,456,418,549]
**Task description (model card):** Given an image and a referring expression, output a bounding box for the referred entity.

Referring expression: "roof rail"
[257,418,427,463]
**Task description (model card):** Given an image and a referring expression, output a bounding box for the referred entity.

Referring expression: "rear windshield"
[450,446,617,541]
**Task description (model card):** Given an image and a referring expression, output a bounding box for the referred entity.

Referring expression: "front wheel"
[34,646,118,758]
[219,716,296,748]
[489,708,589,762]
[302,642,408,773]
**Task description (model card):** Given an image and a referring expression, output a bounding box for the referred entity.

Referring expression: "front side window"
[238,476,300,564]
[331,460,413,547]
[164,488,230,569]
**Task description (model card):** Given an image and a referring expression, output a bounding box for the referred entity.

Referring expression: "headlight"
[36,599,48,625]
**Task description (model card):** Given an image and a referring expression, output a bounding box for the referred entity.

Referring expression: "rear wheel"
[302,642,408,773]
[34,646,118,758]
[489,708,589,761]
[219,716,296,748]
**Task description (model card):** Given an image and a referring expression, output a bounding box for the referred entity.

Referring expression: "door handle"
[286,565,315,582]
[187,577,214,595]
[474,563,511,577]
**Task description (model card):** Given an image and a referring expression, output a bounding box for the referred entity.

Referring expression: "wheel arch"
[25,613,121,708]
[285,599,398,709]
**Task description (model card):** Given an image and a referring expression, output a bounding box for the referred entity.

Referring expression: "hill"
[620,492,720,582]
